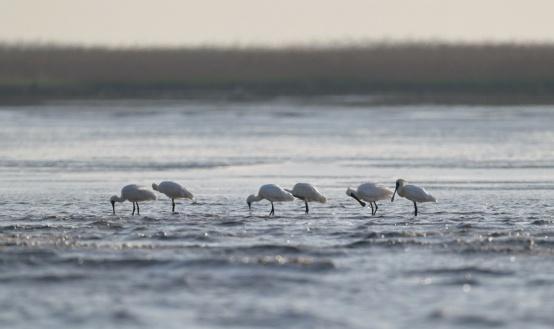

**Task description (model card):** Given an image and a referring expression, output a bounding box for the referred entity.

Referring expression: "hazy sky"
[1,0,553,46]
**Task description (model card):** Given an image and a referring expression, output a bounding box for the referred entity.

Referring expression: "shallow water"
[0,99,553,328]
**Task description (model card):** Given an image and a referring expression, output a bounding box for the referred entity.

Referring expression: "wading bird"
[346,183,393,215]
[391,179,436,216]
[110,184,156,215]
[152,181,193,213]
[246,184,294,216]
[285,183,327,214]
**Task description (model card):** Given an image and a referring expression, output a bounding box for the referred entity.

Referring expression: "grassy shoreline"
[2,42,554,105]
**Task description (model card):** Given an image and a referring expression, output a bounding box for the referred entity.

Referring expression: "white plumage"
[346,182,393,215]
[152,181,193,213]
[246,184,295,216]
[110,184,156,215]
[391,179,436,216]
[285,183,327,214]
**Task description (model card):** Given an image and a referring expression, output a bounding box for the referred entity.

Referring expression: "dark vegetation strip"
[1,42,554,104]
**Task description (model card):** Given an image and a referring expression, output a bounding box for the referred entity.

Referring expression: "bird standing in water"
[247,184,295,216]
[346,182,393,215]
[391,179,436,216]
[110,184,156,215]
[285,183,327,214]
[152,181,194,213]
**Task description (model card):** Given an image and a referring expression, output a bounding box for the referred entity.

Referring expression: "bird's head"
[395,179,406,188]
[346,187,366,207]
[345,187,356,197]
[392,179,406,202]
[109,195,118,214]
[152,183,159,191]
[246,194,256,210]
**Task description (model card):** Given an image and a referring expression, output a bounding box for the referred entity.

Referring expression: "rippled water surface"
[1,100,553,328]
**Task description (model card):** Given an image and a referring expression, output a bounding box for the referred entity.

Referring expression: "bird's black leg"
[369,202,375,215]
[305,201,309,214]
[137,202,140,215]
[132,202,136,216]
[413,201,418,216]
[269,202,275,216]
[172,198,175,213]
[374,202,378,215]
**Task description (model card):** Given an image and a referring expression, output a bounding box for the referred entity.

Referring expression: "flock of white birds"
[110,179,436,217]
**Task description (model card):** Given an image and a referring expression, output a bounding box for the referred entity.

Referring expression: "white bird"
[346,182,393,215]
[246,184,295,216]
[391,179,436,216]
[110,184,156,215]
[152,181,194,213]
[285,183,327,214]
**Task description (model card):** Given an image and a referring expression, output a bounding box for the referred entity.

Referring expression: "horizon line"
[3,38,554,50]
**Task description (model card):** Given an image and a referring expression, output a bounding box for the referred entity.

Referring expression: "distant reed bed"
[1,42,554,104]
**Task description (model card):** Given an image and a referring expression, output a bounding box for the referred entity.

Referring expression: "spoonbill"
[391,179,436,216]
[285,183,327,214]
[247,184,295,216]
[152,181,193,213]
[346,183,393,215]
[110,184,156,215]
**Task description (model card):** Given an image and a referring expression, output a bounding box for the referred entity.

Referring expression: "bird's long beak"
[247,202,251,210]
[391,188,397,202]
[349,193,366,207]
[111,201,116,215]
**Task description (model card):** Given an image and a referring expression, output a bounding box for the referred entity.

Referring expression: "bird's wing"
[404,185,434,202]
[294,183,326,202]
[138,188,157,201]
[359,183,392,200]
[261,184,294,201]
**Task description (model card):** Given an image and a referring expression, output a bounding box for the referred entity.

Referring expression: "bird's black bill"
[111,201,115,215]
[247,202,251,210]
[350,194,366,207]
[391,189,397,202]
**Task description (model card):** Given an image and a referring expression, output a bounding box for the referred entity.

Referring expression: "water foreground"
[0,100,553,328]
